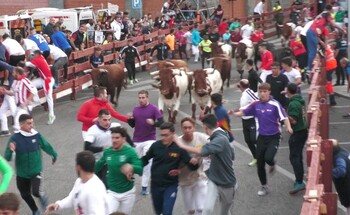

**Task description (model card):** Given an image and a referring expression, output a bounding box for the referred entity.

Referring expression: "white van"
[0,14,33,38]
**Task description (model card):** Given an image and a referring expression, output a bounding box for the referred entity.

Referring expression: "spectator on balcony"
[211,4,224,25]
[331,140,350,215]
[253,0,265,21]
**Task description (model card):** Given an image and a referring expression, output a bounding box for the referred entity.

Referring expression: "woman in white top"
[178,117,209,215]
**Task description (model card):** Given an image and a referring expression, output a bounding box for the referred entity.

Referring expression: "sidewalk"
[333,84,350,99]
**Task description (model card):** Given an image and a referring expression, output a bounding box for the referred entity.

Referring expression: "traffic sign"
[132,0,142,9]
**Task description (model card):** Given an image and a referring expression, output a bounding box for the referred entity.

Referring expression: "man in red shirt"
[259,43,274,82]
[77,86,128,141]
[218,18,229,36]
[25,50,55,125]
[250,26,264,45]
[0,67,37,131]
[230,28,243,55]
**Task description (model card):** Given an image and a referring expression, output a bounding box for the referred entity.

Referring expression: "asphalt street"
[1,42,349,215]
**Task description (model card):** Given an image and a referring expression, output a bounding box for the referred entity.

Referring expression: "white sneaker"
[48,115,56,125]
[134,79,139,83]
[258,185,269,196]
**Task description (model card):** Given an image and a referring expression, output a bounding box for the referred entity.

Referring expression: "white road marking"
[329,121,350,125]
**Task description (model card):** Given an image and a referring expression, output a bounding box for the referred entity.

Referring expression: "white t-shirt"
[23,38,39,54]
[300,21,313,36]
[241,24,254,39]
[48,45,67,60]
[2,38,25,55]
[110,20,121,40]
[85,122,121,160]
[184,31,192,44]
[254,2,264,14]
[56,175,109,215]
[284,68,301,84]
[240,88,259,119]
[178,132,209,186]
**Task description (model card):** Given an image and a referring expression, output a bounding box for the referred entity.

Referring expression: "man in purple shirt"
[234,83,292,196]
[128,90,164,195]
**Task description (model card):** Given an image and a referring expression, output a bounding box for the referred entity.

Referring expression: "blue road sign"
[132,0,142,9]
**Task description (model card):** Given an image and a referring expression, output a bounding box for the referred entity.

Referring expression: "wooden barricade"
[301,60,338,215]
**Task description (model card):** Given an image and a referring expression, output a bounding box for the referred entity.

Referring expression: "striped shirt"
[240,88,259,120]
[243,97,287,136]
[11,75,36,106]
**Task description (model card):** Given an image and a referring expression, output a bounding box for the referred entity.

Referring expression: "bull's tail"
[187,75,193,103]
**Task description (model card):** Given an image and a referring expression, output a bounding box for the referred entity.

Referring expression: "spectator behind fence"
[211,4,224,25]
[253,0,265,21]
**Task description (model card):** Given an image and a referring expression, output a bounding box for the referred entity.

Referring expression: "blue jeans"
[151,183,178,215]
[306,29,318,69]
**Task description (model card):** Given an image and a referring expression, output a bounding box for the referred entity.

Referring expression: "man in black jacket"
[150,37,171,61]
[119,39,141,85]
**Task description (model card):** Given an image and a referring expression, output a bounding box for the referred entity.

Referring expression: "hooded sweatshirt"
[287,94,307,132]
[5,129,57,179]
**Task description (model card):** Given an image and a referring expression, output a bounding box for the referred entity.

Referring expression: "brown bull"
[208,55,232,92]
[88,64,125,107]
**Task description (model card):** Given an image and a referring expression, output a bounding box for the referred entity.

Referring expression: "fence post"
[321,140,333,192]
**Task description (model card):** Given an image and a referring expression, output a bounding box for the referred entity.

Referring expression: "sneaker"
[343,113,350,119]
[289,182,305,195]
[47,115,56,125]
[0,130,11,137]
[257,185,269,196]
[248,159,257,166]
[141,186,149,196]
[128,80,134,85]
[269,164,276,176]
[40,194,49,211]
[134,79,139,83]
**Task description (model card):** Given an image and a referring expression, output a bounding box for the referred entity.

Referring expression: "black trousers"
[201,51,211,69]
[178,45,187,60]
[335,58,346,85]
[9,55,25,66]
[296,53,307,70]
[256,134,280,185]
[16,174,47,212]
[63,48,72,80]
[288,129,308,183]
[242,118,257,159]
[125,61,136,80]
[300,35,307,55]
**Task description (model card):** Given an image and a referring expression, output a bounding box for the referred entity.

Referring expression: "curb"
[334,91,350,100]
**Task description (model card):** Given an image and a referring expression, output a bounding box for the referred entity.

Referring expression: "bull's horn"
[186,71,194,75]
[150,71,159,76]
[172,70,181,76]
[83,69,92,74]
[152,75,160,80]
[165,61,175,66]
[149,61,159,65]
[99,69,108,73]
[205,68,215,74]
[207,58,214,61]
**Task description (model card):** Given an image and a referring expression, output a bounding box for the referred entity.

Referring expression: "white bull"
[187,68,223,119]
[150,68,189,123]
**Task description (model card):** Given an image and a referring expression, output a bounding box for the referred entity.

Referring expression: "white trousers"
[260,69,272,83]
[82,131,87,141]
[14,106,31,130]
[180,179,207,214]
[107,187,135,215]
[192,45,199,61]
[202,180,235,215]
[32,77,54,116]
[135,140,154,187]
[0,95,17,131]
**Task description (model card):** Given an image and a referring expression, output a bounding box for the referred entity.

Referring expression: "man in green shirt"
[229,18,241,31]
[286,83,308,195]
[199,34,212,69]
[95,126,143,215]
[5,114,57,215]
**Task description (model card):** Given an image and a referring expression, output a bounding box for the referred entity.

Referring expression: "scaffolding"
[161,0,219,24]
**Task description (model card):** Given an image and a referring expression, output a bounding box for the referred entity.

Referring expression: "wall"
[64,0,125,11]
[0,0,48,15]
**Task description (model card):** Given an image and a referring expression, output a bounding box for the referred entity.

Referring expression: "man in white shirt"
[184,28,193,61]
[231,79,259,166]
[45,151,109,215]
[14,34,39,60]
[48,45,68,87]
[281,57,302,86]
[300,20,313,53]
[1,34,25,66]
[254,0,265,20]
[110,16,122,41]
[241,21,254,39]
